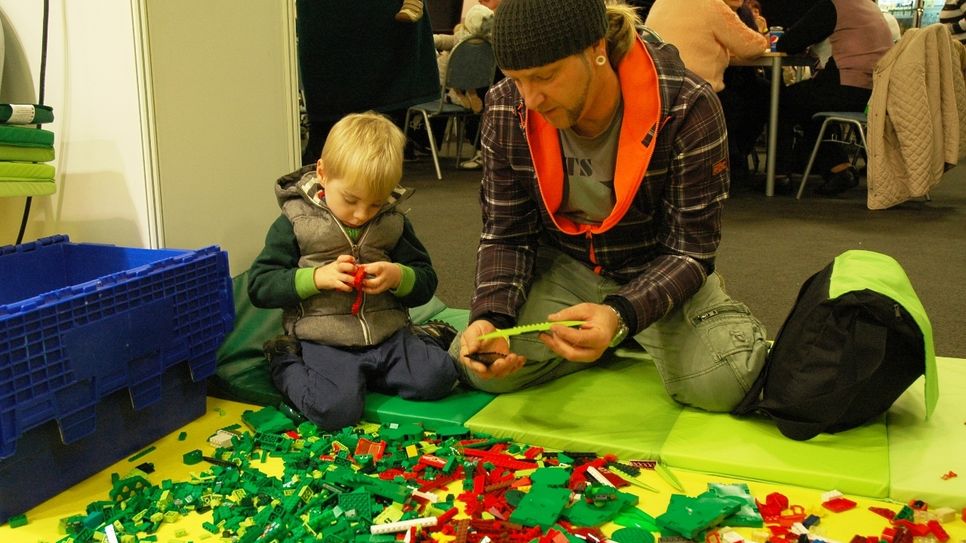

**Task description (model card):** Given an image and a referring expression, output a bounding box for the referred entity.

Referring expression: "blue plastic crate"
[0,235,234,459]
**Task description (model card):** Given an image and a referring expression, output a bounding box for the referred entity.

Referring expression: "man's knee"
[461,372,527,394]
[667,331,769,412]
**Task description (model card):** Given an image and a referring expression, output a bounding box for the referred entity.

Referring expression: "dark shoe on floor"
[412,319,458,351]
[749,174,793,195]
[263,334,301,364]
[815,166,859,196]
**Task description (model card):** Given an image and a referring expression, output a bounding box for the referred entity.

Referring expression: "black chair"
[403,37,496,179]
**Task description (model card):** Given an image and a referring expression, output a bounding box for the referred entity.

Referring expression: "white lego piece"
[410,489,439,503]
[585,466,615,487]
[932,506,957,523]
[208,429,238,448]
[820,489,843,502]
[370,516,438,534]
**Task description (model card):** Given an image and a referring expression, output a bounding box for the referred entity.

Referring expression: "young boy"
[248,111,458,431]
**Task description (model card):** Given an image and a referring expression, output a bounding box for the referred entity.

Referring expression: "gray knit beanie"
[492,0,607,70]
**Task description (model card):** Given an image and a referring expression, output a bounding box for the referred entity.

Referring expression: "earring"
[595,55,607,66]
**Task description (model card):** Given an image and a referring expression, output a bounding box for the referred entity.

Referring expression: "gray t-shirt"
[558,101,624,225]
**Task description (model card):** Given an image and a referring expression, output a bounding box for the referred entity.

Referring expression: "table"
[730,52,814,196]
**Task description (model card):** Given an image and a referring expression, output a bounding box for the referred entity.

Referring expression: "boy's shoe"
[412,319,458,351]
[263,334,301,364]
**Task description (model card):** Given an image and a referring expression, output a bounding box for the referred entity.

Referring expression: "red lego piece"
[868,506,896,520]
[893,525,914,543]
[927,520,950,543]
[822,497,858,512]
[419,455,447,469]
[523,446,543,460]
[351,266,366,316]
[462,448,538,471]
[435,507,458,525]
[417,472,460,493]
[453,519,470,543]
[893,520,930,537]
[355,438,386,461]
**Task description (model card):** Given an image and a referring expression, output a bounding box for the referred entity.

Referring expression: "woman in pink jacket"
[646,0,769,187]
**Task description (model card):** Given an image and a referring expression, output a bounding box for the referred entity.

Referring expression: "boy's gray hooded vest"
[276,169,410,347]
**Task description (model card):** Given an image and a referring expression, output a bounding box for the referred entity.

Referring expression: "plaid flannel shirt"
[470,40,731,334]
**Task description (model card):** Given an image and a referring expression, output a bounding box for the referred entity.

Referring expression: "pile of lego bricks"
[11,404,964,543]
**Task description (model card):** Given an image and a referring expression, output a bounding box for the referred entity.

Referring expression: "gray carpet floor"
[400,156,966,358]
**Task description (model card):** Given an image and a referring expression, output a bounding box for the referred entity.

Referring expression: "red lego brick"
[822,497,858,513]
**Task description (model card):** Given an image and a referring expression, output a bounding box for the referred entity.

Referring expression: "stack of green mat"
[0,104,56,198]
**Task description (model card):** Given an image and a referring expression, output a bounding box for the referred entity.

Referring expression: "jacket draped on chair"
[867,24,966,209]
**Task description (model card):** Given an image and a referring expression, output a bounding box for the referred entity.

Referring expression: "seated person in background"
[756,0,819,29]
[646,0,769,186]
[434,3,496,113]
[745,0,769,32]
[941,0,966,44]
[455,0,768,412]
[249,112,459,431]
[773,0,893,195]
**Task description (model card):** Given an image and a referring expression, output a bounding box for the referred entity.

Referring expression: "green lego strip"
[126,445,156,463]
[476,320,585,341]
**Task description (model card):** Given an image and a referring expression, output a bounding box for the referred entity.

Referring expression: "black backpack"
[733,250,937,441]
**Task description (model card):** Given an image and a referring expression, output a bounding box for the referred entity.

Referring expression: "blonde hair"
[320,111,405,198]
[604,3,641,68]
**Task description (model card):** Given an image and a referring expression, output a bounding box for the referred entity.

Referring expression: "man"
[452,0,769,412]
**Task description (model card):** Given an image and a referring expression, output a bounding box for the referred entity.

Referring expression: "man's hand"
[459,319,526,379]
[313,254,357,292]
[358,261,402,294]
[538,303,621,362]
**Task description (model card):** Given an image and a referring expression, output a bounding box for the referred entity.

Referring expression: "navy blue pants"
[269,328,458,430]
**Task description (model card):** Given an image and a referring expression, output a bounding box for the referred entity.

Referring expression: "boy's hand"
[358,261,402,294]
[313,255,357,292]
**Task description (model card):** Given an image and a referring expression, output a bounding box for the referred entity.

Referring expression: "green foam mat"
[0,179,55,197]
[0,162,55,178]
[0,125,55,147]
[213,271,492,427]
[465,350,683,459]
[0,144,54,162]
[887,356,966,509]
[660,408,891,498]
[364,389,495,431]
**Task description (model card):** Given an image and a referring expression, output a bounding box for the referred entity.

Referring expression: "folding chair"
[795,111,868,199]
[404,37,496,180]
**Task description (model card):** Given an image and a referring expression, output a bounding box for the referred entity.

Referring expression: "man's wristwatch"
[606,304,630,348]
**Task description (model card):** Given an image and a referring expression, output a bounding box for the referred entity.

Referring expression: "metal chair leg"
[420,111,442,180]
[796,118,832,200]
